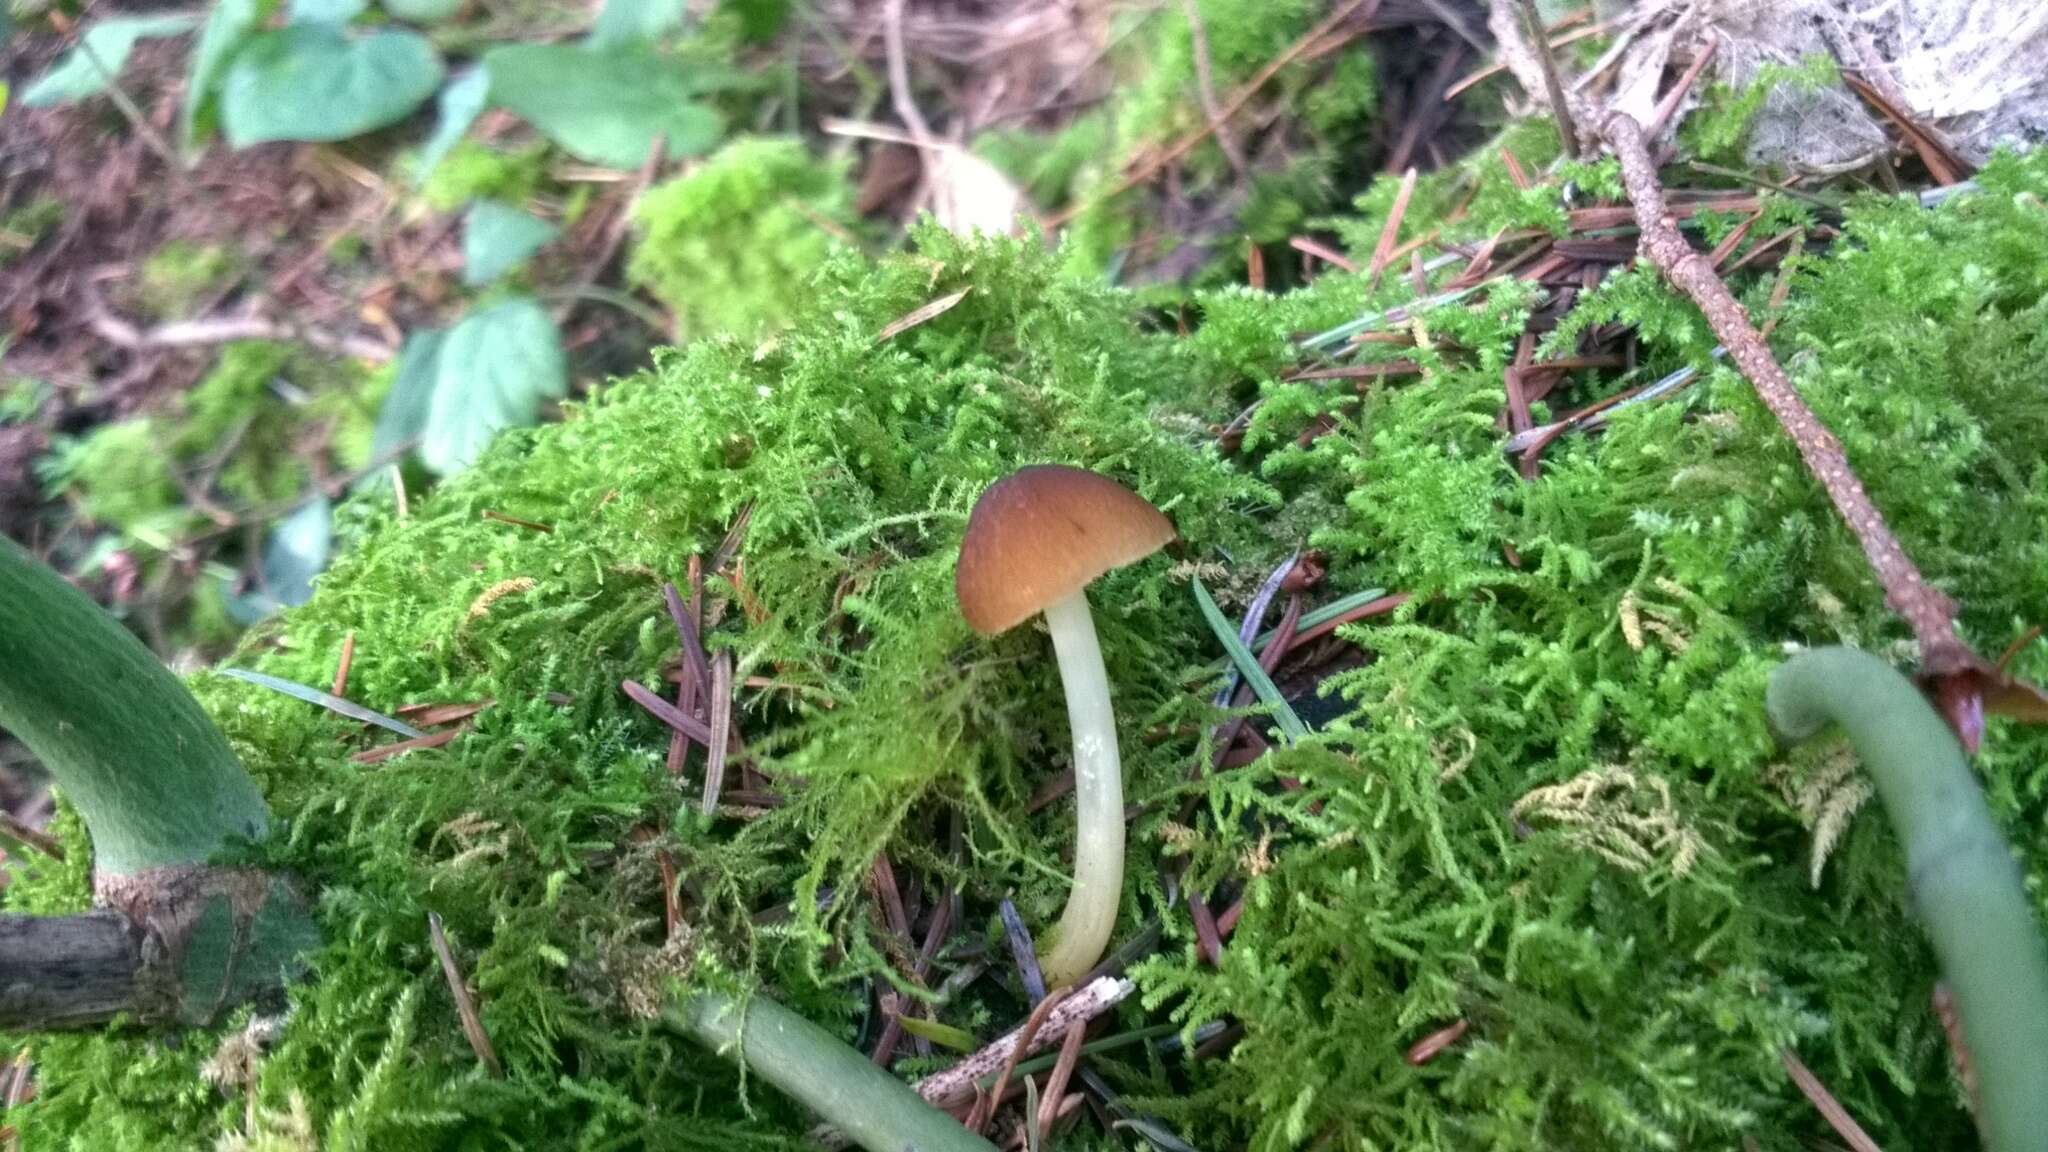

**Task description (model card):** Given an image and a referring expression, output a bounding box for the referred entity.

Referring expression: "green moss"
[627,136,858,339]
[1684,53,1842,167]
[0,196,63,267]
[45,420,183,534]
[419,140,550,213]
[12,149,2048,1151]
[1051,0,1375,285]
[137,240,243,322]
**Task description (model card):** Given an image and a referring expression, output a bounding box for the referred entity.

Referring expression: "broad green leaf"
[380,0,462,23]
[587,0,685,49]
[481,42,722,168]
[181,0,266,153]
[287,0,367,24]
[21,15,200,107]
[220,25,443,147]
[367,328,443,465]
[414,65,488,184]
[222,494,332,622]
[462,200,558,287]
[261,494,332,607]
[421,296,566,475]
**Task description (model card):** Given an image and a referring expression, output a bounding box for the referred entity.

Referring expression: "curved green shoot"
[0,536,270,878]
[1767,646,2048,1152]
[670,988,996,1152]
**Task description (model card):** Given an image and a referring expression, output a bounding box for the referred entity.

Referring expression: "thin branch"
[1042,0,1380,229]
[1515,0,1580,157]
[84,280,395,362]
[77,37,178,168]
[912,976,1133,1110]
[1178,0,1247,175]
[428,912,504,1078]
[884,0,937,147]
[1599,111,1977,675]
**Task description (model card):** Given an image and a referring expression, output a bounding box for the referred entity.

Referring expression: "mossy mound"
[11,148,2048,1150]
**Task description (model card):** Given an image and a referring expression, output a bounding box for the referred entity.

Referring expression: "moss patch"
[10,148,2048,1150]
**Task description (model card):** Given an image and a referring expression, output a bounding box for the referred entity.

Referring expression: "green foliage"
[416,294,567,475]
[0,197,63,267]
[19,13,200,106]
[15,142,2048,1152]
[1046,0,1376,285]
[8,224,1277,1147]
[461,199,559,287]
[1124,145,2048,1150]
[43,419,181,533]
[628,136,857,338]
[1685,53,1842,167]
[479,42,724,168]
[418,139,548,213]
[136,239,243,322]
[218,25,445,147]
[181,0,267,152]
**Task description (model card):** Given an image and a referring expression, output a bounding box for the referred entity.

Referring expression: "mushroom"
[955,464,1176,988]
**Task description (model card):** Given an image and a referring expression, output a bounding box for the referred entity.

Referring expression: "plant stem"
[669,988,996,1152]
[0,536,269,878]
[1768,646,2048,1152]
[1599,113,1978,677]
[1037,590,1125,990]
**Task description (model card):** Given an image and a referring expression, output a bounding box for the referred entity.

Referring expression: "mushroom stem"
[1037,588,1126,989]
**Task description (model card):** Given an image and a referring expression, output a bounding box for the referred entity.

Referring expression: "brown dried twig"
[1515,0,1580,157]
[1041,0,1380,229]
[428,912,505,1078]
[1598,111,1978,678]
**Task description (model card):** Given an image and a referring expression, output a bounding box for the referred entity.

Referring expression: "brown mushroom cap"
[955,464,1177,635]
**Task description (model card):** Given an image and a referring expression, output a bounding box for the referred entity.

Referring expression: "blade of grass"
[897,1013,979,1052]
[219,667,426,739]
[1192,578,1307,743]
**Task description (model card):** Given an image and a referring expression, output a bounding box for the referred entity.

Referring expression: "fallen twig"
[1041,0,1379,229]
[1598,111,1977,677]
[83,281,394,362]
[1779,1048,1882,1152]
[913,977,1133,1110]
[428,912,504,1078]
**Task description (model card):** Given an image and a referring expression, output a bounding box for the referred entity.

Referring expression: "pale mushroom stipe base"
[955,465,1175,988]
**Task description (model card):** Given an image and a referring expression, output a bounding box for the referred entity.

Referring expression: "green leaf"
[586,0,685,49]
[462,200,559,287]
[21,15,200,107]
[414,65,488,184]
[381,0,462,23]
[222,495,333,622]
[1192,576,1308,743]
[367,328,442,467]
[264,494,332,608]
[480,42,722,168]
[181,0,266,153]
[421,296,566,475]
[893,1013,977,1052]
[220,25,443,147]
[286,0,366,25]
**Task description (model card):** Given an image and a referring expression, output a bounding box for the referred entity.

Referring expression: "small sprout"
[956,465,1175,989]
